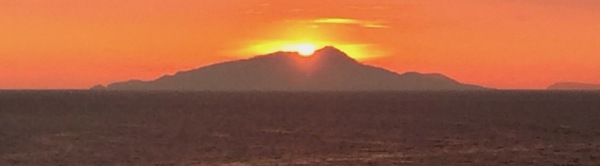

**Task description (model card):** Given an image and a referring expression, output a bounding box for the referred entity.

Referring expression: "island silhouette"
[95,47,487,91]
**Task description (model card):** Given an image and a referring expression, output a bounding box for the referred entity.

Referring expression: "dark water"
[1,91,600,165]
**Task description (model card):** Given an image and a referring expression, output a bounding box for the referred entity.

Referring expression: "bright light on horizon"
[237,40,387,60]
[232,20,389,60]
[281,43,316,56]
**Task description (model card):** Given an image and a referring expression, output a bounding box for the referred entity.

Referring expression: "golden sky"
[1,0,599,89]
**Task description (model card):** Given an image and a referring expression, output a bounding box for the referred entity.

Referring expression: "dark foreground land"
[1,91,600,165]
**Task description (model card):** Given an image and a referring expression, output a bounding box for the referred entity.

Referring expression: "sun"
[282,43,317,56]
[241,40,384,60]
[296,44,316,56]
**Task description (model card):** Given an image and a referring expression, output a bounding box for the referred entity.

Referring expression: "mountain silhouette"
[547,82,600,90]
[98,47,487,91]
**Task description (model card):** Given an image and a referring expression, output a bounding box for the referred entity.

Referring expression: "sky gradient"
[1,0,599,89]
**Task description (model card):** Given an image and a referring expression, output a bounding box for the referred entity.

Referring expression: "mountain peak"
[315,46,343,53]
[248,46,357,65]
[311,46,357,64]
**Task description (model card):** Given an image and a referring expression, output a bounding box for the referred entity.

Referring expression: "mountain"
[99,47,487,91]
[547,82,600,90]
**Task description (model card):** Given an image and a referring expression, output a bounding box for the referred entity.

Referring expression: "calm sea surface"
[1,91,600,165]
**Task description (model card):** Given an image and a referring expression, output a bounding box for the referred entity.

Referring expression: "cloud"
[312,18,389,28]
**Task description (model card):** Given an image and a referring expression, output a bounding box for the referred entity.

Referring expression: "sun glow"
[282,43,316,56]
[233,19,390,60]
[239,40,386,60]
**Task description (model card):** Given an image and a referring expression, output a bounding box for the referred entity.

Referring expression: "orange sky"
[1,0,599,89]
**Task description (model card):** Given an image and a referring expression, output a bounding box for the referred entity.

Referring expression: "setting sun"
[282,43,316,56]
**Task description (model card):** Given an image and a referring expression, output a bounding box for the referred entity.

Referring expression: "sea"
[1,91,600,165]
